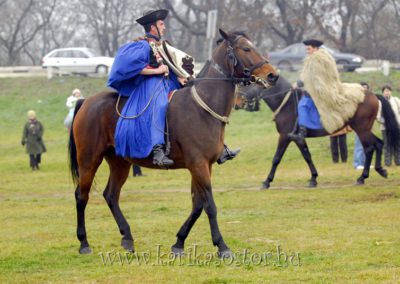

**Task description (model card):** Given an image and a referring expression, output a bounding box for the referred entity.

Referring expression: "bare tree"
[262,0,316,47]
[0,0,400,65]
[309,0,390,51]
[0,0,57,65]
[80,0,147,56]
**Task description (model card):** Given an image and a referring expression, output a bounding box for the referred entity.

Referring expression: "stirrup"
[217,147,241,164]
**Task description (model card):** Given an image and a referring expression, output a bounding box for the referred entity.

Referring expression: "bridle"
[192,36,273,88]
[225,37,270,87]
[188,36,276,124]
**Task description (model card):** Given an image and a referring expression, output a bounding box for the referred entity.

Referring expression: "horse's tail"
[377,95,400,150]
[68,99,85,185]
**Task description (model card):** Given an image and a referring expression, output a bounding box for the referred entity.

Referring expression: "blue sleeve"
[107,41,150,91]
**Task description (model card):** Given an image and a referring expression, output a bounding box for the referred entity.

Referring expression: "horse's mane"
[216,31,250,45]
[195,60,211,79]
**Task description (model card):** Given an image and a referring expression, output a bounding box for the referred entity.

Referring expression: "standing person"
[64,88,84,130]
[21,110,46,171]
[353,82,369,169]
[108,9,239,166]
[132,165,143,177]
[329,128,348,163]
[377,85,400,166]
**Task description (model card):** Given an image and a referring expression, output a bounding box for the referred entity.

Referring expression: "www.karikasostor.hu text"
[99,245,301,266]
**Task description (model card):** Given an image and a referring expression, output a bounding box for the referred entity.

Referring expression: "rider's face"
[151,20,166,37]
[306,45,318,55]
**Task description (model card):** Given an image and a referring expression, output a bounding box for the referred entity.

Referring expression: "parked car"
[268,43,365,72]
[41,47,114,75]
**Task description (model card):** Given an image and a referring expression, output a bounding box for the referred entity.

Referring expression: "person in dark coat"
[329,127,349,163]
[21,110,46,170]
[132,164,144,177]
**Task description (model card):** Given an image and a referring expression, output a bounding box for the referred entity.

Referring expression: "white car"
[41,47,114,75]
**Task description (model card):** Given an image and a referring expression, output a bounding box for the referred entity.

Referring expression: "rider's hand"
[178,77,188,86]
[157,64,169,75]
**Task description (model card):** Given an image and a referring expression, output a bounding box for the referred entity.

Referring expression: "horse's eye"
[242,47,251,52]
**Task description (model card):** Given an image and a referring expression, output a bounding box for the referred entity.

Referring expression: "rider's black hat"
[136,9,169,26]
[303,39,323,48]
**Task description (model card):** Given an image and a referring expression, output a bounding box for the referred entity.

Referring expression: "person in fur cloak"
[289,39,364,143]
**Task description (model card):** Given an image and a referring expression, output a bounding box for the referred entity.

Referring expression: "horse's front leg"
[171,188,203,256]
[261,135,291,189]
[172,162,231,258]
[294,139,318,187]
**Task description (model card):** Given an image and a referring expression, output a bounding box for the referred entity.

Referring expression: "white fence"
[0,61,399,78]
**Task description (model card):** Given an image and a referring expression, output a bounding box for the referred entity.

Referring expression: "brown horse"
[69,30,279,257]
[239,76,400,189]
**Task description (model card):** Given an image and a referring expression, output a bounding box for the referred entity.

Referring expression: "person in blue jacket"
[108,9,239,166]
[289,79,323,143]
[108,9,182,166]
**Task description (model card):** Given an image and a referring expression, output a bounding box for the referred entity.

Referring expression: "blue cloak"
[298,93,323,129]
[108,40,181,158]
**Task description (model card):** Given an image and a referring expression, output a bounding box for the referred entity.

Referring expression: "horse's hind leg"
[103,155,133,252]
[356,133,376,185]
[373,135,388,178]
[75,163,101,254]
[294,140,318,187]
[356,133,388,185]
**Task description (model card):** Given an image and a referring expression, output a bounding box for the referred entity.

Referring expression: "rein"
[115,78,164,119]
[191,60,271,87]
[271,90,292,121]
[238,86,294,120]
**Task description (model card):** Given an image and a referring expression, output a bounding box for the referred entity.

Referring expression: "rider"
[108,9,239,166]
[288,39,324,143]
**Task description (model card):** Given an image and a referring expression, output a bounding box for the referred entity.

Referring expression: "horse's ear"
[216,38,224,45]
[219,29,229,40]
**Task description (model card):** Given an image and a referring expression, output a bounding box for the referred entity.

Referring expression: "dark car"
[268,43,364,72]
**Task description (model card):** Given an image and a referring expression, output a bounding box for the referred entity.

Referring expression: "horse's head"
[216,29,279,88]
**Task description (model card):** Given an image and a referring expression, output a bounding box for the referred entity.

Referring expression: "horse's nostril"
[267,73,279,83]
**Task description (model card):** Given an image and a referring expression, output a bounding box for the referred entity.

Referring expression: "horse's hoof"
[121,239,134,252]
[171,245,184,256]
[79,246,92,255]
[260,181,270,190]
[356,178,365,185]
[217,249,233,259]
[308,180,317,188]
[375,167,388,178]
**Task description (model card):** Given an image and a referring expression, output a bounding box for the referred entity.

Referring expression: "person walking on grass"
[21,110,46,171]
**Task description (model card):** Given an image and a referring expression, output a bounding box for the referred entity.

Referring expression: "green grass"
[0,74,399,283]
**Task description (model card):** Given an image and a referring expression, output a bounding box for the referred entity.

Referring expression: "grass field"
[0,73,399,283]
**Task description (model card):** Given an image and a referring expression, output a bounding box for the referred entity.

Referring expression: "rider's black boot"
[217,144,241,164]
[153,144,174,166]
[288,126,307,144]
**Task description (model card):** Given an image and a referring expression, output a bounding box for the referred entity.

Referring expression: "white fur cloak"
[301,49,364,133]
